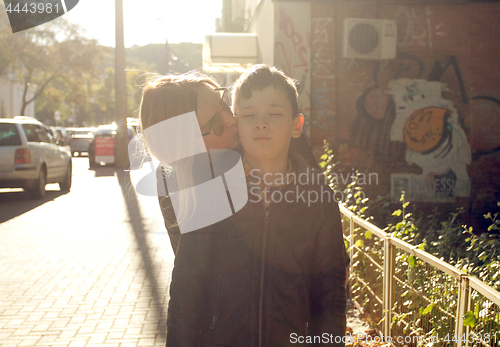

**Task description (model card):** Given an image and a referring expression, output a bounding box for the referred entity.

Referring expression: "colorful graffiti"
[403,107,452,154]
[349,52,425,159]
[350,53,500,160]
[311,17,334,80]
[387,79,471,201]
[274,3,311,134]
[310,16,335,144]
[394,6,446,49]
[392,172,471,201]
[326,4,500,207]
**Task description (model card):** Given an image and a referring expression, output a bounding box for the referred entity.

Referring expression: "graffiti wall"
[310,2,336,148]
[274,2,311,135]
[387,79,471,201]
[306,1,500,207]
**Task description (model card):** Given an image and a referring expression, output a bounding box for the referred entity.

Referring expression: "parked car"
[50,126,71,146]
[65,127,77,137]
[88,123,137,168]
[0,117,72,199]
[68,127,96,156]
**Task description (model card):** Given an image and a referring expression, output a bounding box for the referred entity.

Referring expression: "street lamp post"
[115,0,129,169]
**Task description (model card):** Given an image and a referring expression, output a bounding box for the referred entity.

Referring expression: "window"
[0,123,22,146]
[22,124,40,142]
[35,126,54,143]
[21,124,54,143]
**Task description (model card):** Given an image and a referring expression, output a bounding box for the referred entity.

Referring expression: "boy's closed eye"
[239,113,282,117]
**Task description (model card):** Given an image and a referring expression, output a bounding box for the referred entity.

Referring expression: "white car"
[0,117,72,199]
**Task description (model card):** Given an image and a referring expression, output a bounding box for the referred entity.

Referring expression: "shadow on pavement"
[0,189,68,224]
[116,169,167,342]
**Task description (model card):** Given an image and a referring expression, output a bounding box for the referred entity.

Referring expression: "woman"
[138,73,239,254]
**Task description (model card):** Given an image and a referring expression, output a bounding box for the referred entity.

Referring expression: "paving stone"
[137,338,155,346]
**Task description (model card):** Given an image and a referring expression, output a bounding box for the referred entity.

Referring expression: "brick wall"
[310,0,500,225]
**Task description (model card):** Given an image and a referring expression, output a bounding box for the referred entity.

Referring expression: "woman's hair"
[139,72,219,131]
[138,72,220,231]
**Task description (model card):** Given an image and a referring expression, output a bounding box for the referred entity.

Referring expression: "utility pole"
[165,39,170,74]
[114,0,129,169]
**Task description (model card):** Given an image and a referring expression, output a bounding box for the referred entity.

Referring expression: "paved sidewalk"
[0,158,367,347]
[0,158,173,347]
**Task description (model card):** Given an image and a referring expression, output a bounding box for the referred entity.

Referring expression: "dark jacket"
[165,153,348,347]
[158,133,321,255]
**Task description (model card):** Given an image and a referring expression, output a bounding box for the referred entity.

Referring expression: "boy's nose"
[255,116,269,130]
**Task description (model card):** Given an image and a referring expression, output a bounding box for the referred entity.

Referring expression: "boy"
[166,65,348,347]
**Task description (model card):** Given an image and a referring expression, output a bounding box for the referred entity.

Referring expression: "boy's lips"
[254,136,271,141]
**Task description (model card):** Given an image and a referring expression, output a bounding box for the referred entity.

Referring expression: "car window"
[34,125,53,143]
[21,124,54,143]
[42,127,55,143]
[0,123,22,146]
[22,124,40,142]
[73,130,93,137]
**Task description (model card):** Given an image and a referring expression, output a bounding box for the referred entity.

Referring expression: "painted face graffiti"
[403,107,452,154]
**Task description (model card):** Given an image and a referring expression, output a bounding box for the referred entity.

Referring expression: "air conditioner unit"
[343,18,397,60]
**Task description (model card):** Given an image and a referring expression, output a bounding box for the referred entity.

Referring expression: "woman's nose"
[222,109,237,127]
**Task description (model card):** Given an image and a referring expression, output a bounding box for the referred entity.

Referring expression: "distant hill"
[127,42,203,74]
[95,42,202,75]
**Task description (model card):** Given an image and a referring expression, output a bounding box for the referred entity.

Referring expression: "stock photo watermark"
[247,168,379,206]
[290,332,436,345]
[4,0,79,33]
[128,112,248,234]
[290,332,498,345]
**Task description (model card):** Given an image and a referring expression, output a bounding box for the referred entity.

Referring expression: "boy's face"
[235,85,302,162]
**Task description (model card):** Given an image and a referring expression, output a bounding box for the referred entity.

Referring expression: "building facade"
[227,0,500,224]
[0,74,36,118]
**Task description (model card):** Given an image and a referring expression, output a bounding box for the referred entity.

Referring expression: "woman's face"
[196,83,239,150]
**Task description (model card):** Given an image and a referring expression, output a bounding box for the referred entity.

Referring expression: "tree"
[0,5,103,116]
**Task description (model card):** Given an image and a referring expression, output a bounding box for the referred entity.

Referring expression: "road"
[0,157,173,347]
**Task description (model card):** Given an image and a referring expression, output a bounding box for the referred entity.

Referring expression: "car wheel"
[29,167,46,199]
[59,162,72,191]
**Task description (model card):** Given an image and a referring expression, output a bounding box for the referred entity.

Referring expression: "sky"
[64,0,223,47]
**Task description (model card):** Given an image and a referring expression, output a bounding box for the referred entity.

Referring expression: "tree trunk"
[20,73,56,117]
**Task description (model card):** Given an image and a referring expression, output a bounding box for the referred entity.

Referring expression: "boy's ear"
[292,114,303,138]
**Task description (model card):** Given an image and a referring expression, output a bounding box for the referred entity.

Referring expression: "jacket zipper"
[258,209,270,347]
[210,274,222,330]
[303,281,309,335]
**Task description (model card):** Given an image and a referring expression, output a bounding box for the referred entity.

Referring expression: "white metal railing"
[340,205,500,347]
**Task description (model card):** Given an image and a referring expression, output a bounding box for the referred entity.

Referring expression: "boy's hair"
[232,64,299,118]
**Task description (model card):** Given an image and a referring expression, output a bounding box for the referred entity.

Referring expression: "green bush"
[321,141,500,344]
